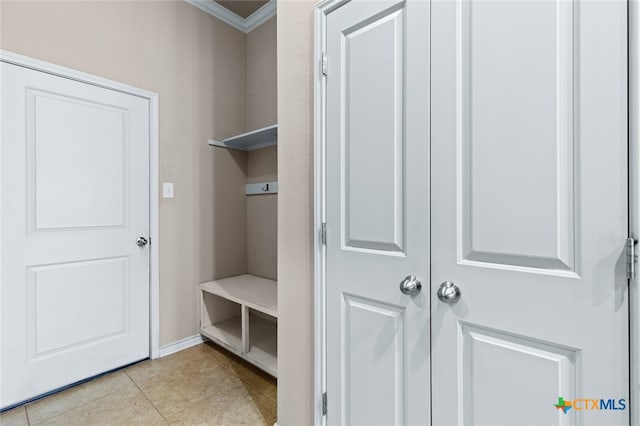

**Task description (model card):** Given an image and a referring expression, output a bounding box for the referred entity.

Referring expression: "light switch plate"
[162,182,174,199]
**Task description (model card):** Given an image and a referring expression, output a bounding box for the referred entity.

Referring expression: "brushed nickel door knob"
[437,281,461,304]
[400,275,422,296]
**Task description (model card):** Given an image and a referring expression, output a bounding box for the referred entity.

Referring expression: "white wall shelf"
[208,124,277,151]
[200,274,277,376]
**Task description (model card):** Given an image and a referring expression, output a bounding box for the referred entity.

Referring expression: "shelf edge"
[222,124,277,142]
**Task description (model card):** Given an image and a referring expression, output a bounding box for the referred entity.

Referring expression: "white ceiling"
[214,1,269,19]
[186,0,275,33]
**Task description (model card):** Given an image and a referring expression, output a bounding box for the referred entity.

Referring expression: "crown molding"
[185,0,276,33]
[185,0,246,31]
[244,0,277,32]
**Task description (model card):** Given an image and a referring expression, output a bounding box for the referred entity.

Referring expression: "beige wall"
[246,17,278,130]
[277,1,317,425]
[0,0,248,346]
[246,17,278,281]
[247,146,278,280]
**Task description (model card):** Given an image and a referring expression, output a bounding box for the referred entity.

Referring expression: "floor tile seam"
[159,397,208,423]
[243,389,277,417]
[137,348,276,418]
[201,356,277,403]
[124,370,167,421]
[28,389,122,425]
[233,375,277,404]
[165,391,248,424]
[126,354,211,380]
[161,380,252,423]
[125,371,235,419]
[122,368,238,421]
[202,351,276,396]
[6,405,32,426]
[123,358,208,390]
[26,374,136,426]
[127,361,237,396]
[248,386,277,405]
[174,373,244,411]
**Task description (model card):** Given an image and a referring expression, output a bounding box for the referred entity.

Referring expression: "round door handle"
[437,281,461,304]
[400,275,422,296]
[136,237,148,247]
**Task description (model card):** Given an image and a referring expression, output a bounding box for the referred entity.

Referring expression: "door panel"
[341,5,405,254]
[325,0,430,424]
[1,62,150,408]
[30,90,127,230]
[458,323,579,426]
[431,0,628,425]
[30,257,128,355]
[458,0,576,271]
[342,295,406,426]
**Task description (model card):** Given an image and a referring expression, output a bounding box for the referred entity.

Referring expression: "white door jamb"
[313,2,351,425]
[0,49,161,360]
[630,0,639,424]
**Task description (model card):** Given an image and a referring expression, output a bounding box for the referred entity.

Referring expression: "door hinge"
[322,392,327,416]
[321,222,327,245]
[626,237,637,280]
[321,52,328,76]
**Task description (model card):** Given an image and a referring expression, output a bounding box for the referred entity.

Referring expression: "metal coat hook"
[245,181,278,195]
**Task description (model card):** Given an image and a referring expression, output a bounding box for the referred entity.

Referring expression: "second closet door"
[430,0,629,425]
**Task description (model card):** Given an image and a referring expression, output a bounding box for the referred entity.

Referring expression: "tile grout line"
[160,377,249,423]
[211,364,277,403]
[177,345,276,424]
[11,345,274,425]
[124,370,167,422]
[24,405,31,426]
[122,350,237,420]
[25,374,132,426]
[164,361,252,414]
[203,350,277,404]
[166,346,277,408]
[160,343,277,404]
[239,378,277,405]
[26,381,129,426]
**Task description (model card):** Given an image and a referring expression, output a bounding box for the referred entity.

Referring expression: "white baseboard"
[158,334,207,358]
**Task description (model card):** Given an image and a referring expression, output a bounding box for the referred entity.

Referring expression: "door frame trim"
[630,0,639,423]
[313,1,351,425]
[0,49,162,360]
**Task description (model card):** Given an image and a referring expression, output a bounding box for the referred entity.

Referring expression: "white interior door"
[325,1,430,424]
[1,62,151,408]
[430,0,629,425]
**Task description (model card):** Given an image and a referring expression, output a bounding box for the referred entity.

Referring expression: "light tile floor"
[0,342,277,426]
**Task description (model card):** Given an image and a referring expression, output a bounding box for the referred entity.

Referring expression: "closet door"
[430,0,629,425]
[324,0,431,424]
